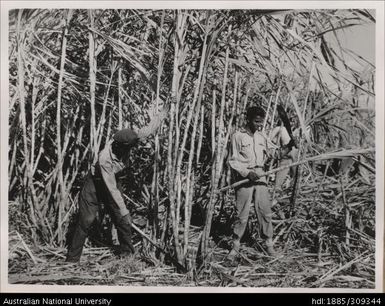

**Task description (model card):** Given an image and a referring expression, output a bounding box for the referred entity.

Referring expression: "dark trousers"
[66,173,134,262]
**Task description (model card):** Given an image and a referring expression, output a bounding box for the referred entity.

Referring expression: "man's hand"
[247,171,259,181]
[121,213,132,226]
[149,101,169,120]
[255,168,264,177]
[137,103,170,139]
[247,168,265,181]
[159,103,170,120]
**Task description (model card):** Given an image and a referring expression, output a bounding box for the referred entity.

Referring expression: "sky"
[339,22,375,66]
[345,23,376,65]
[311,17,375,93]
[320,20,376,107]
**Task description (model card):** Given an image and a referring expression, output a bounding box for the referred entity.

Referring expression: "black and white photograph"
[1,1,384,293]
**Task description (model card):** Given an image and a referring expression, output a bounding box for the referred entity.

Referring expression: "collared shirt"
[91,140,130,216]
[229,127,277,182]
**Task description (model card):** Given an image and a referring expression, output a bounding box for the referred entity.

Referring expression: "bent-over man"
[66,108,167,263]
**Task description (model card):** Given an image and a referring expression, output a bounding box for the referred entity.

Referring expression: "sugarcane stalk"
[96,65,115,152]
[174,31,208,198]
[201,67,237,262]
[217,48,230,149]
[56,9,73,244]
[211,89,216,158]
[200,56,228,260]
[302,62,315,119]
[240,87,250,129]
[88,9,97,161]
[289,157,301,217]
[16,10,29,192]
[30,71,39,173]
[167,10,185,264]
[16,10,38,223]
[340,177,350,246]
[118,67,123,130]
[150,10,165,241]
[183,99,201,256]
[9,140,18,191]
[32,105,47,175]
[174,16,209,262]
[131,223,186,272]
[262,89,274,132]
[107,108,113,139]
[196,104,205,167]
[269,83,282,132]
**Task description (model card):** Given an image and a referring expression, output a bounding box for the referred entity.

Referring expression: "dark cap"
[113,129,139,145]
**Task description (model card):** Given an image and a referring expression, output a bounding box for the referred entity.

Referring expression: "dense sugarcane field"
[7,8,377,288]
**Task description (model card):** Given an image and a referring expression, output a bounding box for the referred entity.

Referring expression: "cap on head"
[113,129,139,145]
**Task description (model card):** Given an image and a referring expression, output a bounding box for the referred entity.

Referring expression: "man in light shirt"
[228,106,280,259]
[270,122,298,192]
[66,108,167,263]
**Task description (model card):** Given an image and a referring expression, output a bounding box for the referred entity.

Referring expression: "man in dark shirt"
[66,109,167,263]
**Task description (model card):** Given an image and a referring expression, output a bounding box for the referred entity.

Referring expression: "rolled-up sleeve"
[228,133,250,178]
[137,111,167,140]
[99,155,129,216]
[269,126,281,145]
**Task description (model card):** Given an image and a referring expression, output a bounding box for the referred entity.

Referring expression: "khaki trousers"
[233,182,273,249]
